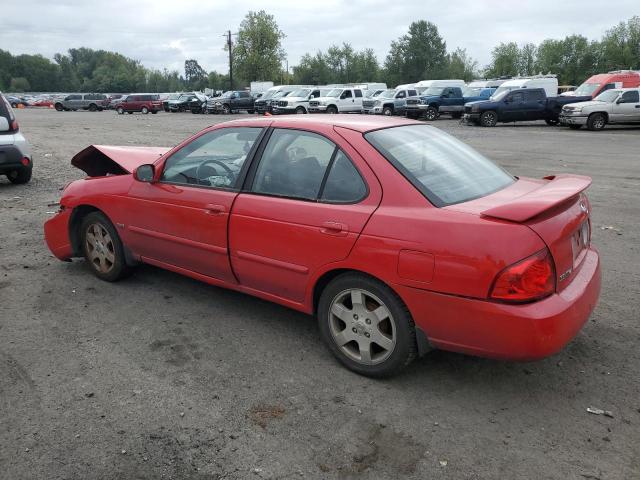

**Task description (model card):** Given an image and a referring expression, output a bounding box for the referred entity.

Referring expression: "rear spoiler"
[481,174,592,222]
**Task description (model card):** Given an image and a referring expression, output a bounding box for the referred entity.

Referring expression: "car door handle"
[205,204,226,215]
[320,221,348,236]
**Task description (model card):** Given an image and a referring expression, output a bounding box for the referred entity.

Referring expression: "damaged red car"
[44,116,601,377]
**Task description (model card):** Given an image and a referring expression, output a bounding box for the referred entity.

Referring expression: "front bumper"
[272,106,296,114]
[44,208,74,260]
[308,105,328,113]
[396,248,601,360]
[362,106,382,114]
[255,104,271,114]
[463,113,481,122]
[559,114,588,126]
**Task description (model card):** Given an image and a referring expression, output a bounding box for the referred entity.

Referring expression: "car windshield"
[365,125,514,207]
[462,87,483,96]
[289,89,311,97]
[220,91,234,98]
[326,89,343,97]
[574,83,601,96]
[423,87,445,96]
[594,89,621,103]
[261,90,278,100]
[378,89,396,98]
[273,91,290,98]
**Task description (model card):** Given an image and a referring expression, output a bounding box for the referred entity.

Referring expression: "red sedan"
[44,116,601,377]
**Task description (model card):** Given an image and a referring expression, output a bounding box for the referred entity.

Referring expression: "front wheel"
[80,212,132,282]
[222,104,231,114]
[587,113,606,131]
[117,107,124,115]
[55,103,64,112]
[424,106,438,121]
[318,273,417,377]
[295,106,306,114]
[480,110,498,127]
[326,105,338,114]
[88,104,97,112]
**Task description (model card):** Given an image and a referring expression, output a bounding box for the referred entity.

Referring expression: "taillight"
[490,249,556,303]
[10,119,19,131]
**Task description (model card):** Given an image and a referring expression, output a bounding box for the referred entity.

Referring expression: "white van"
[415,79,465,94]
[467,79,508,89]
[491,76,558,99]
[348,82,387,92]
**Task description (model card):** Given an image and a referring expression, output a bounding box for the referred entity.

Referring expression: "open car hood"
[71,145,170,177]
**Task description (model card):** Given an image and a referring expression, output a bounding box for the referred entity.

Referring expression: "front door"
[124,126,264,282]
[501,91,525,121]
[228,127,382,303]
[613,90,640,122]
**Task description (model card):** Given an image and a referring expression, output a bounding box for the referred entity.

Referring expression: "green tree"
[185,59,208,90]
[599,16,640,71]
[383,20,447,85]
[485,42,520,77]
[518,43,537,76]
[446,48,478,81]
[10,77,31,92]
[233,10,286,86]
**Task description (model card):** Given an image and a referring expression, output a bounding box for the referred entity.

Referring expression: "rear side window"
[355,90,363,98]
[321,151,367,203]
[365,125,514,207]
[526,90,545,101]
[620,90,639,103]
[408,90,417,97]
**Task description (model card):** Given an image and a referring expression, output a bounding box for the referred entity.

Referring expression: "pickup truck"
[559,88,640,130]
[308,87,364,114]
[405,86,496,120]
[207,90,255,114]
[361,88,418,115]
[463,88,591,127]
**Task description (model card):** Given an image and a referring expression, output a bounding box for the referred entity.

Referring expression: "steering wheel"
[195,159,235,186]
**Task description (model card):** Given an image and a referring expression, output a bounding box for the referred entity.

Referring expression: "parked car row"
[0,92,32,184]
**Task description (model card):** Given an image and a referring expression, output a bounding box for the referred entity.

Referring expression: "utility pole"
[226,30,233,91]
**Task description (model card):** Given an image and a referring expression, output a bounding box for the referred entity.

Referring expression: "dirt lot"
[1,109,639,480]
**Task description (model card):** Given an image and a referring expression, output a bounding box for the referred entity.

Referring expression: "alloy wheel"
[85,223,116,274]
[328,289,396,365]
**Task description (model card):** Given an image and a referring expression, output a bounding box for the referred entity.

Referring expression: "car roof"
[220,114,420,133]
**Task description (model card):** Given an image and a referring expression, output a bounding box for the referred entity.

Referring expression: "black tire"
[317,273,417,378]
[11,102,18,108]
[545,119,559,126]
[568,124,582,130]
[451,112,463,119]
[247,110,255,114]
[326,105,338,115]
[382,106,393,116]
[151,110,158,114]
[55,103,64,112]
[116,107,124,115]
[79,212,132,282]
[222,104,231,114]
[127,112,133,115]
[480,110,498,127]
[7,168,32,184]
[141,106,149,114]
[295,106,306,114]
[88,104,97,112]
[587,113,606,131]
[424,106,438,121]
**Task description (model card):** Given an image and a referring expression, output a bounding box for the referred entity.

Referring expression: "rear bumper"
[559,114,588,125]
[0,144,31,173]
[44,208,74,260]
[396,248,601,360]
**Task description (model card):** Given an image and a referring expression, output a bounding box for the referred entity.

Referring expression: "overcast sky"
[2,0,638,76]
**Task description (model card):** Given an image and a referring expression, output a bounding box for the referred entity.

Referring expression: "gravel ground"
[1,109,639,480]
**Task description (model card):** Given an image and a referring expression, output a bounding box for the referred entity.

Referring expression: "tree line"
[1,13,638,93]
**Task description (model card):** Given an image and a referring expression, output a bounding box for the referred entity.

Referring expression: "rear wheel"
[424,106,438,121]
[7,168,32,184]
[80,212,131,282]
[141,106,149,114]
[55,103,64,112]
[88,104,97,112]
[587,113,606,131]
[318,273,417,378]
[480,110,498,127]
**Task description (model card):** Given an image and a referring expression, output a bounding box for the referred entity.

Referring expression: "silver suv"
[0,93,32,184]
[54,93,108,112]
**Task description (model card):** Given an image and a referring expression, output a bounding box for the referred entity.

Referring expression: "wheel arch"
[589,110,608,121]
[311,267,432,357]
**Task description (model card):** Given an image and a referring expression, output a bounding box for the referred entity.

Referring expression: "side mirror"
[0,117,9,132]
[615,98,623,104]
[134,164,155,182]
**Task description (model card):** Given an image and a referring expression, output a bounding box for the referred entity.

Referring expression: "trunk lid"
[447,175,592,290]
[71,145,170,177]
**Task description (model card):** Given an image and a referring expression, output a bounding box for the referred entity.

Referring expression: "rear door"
[523,90,546,118]
[501,91,525,121]
[228,126,382,303]
[613,90,640,122]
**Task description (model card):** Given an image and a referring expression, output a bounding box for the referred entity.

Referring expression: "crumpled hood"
[563,100,608,110]
[71,145,170,177]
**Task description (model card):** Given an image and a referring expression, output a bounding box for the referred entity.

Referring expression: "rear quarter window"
[365,125,514,207]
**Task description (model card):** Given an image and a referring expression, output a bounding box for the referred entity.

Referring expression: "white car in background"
[272,87,333,114]
[308,87,365,114]
[0,93,32,184]
[559,87,640,130]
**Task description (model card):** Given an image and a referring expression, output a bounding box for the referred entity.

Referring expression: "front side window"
[365,125,514,207]
[620,90,639,103]
[161,127,262,189]
[341,90,353,99]
[508,92,524,103]
[595,89,621,103]
[252,129,335,200]
[396,91,406,99]
[526,90,544,101]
